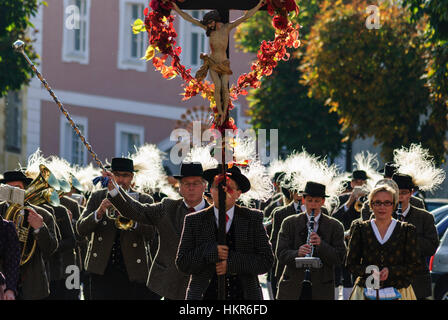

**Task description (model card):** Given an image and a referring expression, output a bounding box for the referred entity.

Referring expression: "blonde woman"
[346,185,419,300]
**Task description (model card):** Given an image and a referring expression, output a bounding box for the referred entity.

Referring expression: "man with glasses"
[104,161,209,300]
[175,164,273,300]
[77,158,158,300]
[391,173,438,300]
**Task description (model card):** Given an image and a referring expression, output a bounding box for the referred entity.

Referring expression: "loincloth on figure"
[195,53,233,82]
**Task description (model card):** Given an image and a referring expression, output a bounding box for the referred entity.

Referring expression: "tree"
[403,0,448,164]
[0,0,42,97]
[234,0,343,160]
[301,0,446,163]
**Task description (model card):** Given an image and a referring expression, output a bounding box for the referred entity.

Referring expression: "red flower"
[272,15,288,30]
[284,0,297,12]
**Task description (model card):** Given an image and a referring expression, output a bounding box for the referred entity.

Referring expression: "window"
[179,10,209,71]
[230,102,240,128]
[62,0,91,64]
[115,123,144,157]
[118,0,148,71]
[60,116,88,165]
[5,91,22,153]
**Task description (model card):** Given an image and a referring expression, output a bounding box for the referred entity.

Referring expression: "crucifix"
[174,0,267,300]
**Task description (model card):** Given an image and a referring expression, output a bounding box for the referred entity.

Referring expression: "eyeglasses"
[372,201,394,207]
[113,172,133,178]
[180,182,204,188]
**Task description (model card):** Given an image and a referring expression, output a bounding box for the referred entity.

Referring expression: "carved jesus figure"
[172,0,266,125]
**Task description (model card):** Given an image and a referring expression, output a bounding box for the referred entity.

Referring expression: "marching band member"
[346,184,419,300]
[0,216,20,300]
[77,157,158,300]
[391,173,439,299]
[175,164,274,300]
[103,160,208,300]
[276,181,346,300]
[0,170,59,300]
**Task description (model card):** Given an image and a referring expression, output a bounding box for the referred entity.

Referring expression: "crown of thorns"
[201,10,222,25]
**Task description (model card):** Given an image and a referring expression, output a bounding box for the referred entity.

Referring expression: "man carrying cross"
[172,0,266,125]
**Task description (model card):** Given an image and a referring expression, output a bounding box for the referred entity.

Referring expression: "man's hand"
[309,232,321,247]
[27,209,43,230]
[216,260,227,275]
[298,244,312,257]
[102,170,117,191]
[217,245,229,260]
[3,289,15,300]
[97,199,113,220]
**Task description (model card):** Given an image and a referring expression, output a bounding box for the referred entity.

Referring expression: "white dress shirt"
[213,206,234,233]
[184,199,207,212]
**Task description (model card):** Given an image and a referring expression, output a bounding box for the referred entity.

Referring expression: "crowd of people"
[0,142,445,300]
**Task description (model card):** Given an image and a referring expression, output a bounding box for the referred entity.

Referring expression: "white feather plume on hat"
[183,145,219,171]
[267,158,287,181]
[23,148,47,180]
[393,143,446,192]
[130,144,179,199]
[352,151,383,191]
[233,136,274,206]
[72,163,102,194]
[45,156,72,181]
[286,150,344,211]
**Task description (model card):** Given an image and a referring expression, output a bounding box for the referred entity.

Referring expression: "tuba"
[105,192,138,231]
[4,165,61,265]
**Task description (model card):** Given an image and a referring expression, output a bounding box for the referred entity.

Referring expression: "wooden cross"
[176,0,267,300]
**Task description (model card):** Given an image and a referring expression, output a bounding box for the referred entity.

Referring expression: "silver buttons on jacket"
[132,243,137,247]
[93,253,97,258]
[136,259,141,263]
[98,236,103,241]
[102,221,107,226]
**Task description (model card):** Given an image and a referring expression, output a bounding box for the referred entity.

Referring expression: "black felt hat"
[381,162,398,178]
[173,162,204,180]
[203,164,251,193]
[392,173,414,190]
[105,158,136,172]
[350,170,368,181]
[0,170,33,186]
[300,181,329,198]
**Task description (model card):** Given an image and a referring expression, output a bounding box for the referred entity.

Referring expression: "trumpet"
[105,192,138,231]
[353,186,369,213]
[4,165,61,265]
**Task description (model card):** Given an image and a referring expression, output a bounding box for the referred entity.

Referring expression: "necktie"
[226,214,229,223]
[188,207,195,213]
[397,214,404,222]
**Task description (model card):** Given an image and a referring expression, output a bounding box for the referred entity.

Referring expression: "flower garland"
[133,0,300,132]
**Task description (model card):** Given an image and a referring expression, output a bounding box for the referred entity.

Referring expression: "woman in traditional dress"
[346,184,419,300]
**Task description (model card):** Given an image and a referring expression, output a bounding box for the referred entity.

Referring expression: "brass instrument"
[354,195,367,212]
[105,192,138,231]
[4,165,61,265]
[56,178,72,198]
[353,186,369,213]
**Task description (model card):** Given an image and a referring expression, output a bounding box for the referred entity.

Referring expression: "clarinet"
[306,209,316,257]
[303,209,316,279]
